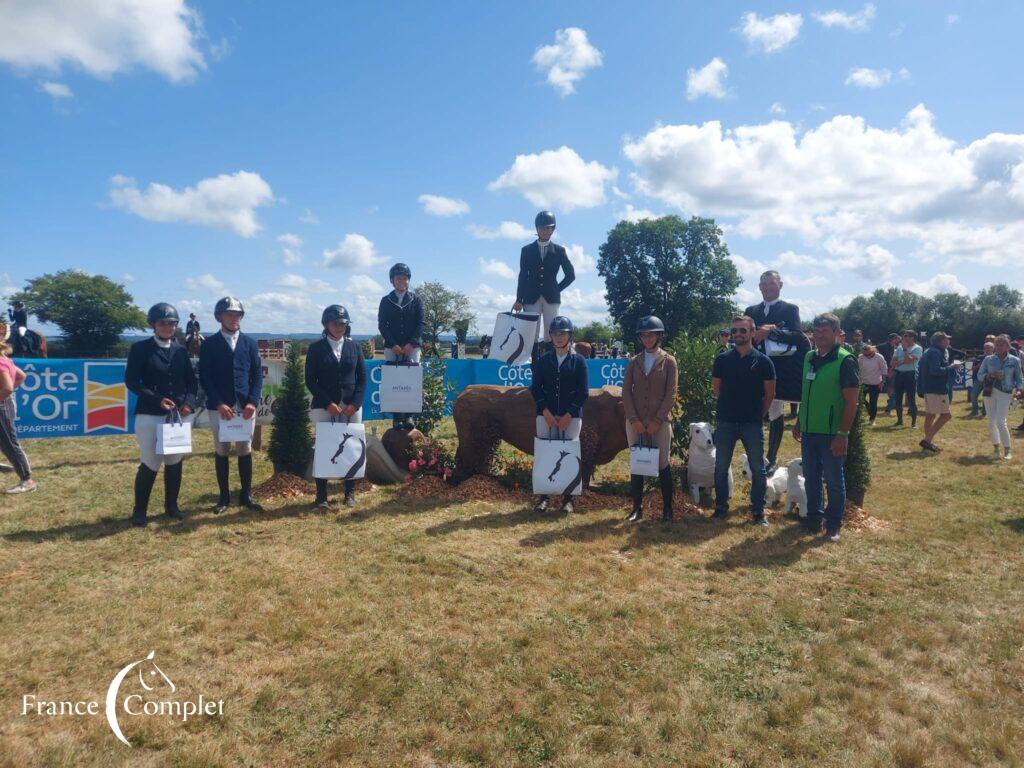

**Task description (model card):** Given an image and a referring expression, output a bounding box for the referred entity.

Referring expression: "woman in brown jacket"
[623,315,679,522]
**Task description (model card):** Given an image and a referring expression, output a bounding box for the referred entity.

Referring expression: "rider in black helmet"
[623,315,678,523]
[512,211,576,359]
[124,303,198,526]
[306,304,367,510]
[378,262,424,430]
[529,315,589,514]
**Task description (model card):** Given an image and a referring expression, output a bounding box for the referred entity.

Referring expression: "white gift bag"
[488,312,540,365]
[380,360,423,414]
[313,419,367,479]
[217,411,255,443]
[532,430,583,496]
[629,435,660,477]
[156,410,192,456]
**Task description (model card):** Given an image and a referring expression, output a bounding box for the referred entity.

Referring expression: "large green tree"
[837,288,932,343]
[597,216,740,340]
[10,270,147,356]
[415,282,473,356]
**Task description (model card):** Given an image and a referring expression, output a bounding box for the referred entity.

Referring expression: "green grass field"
[1,402,1023,767]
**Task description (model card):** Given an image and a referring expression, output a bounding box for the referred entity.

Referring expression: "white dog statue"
[687,422,730,505]
[782,457,807,517]
[739,453,789,506]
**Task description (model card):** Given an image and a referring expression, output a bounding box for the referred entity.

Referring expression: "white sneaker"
[6,479,37,494]
[1004,451,1013,460]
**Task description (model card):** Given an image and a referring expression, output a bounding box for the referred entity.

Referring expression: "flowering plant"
[404,437,456,483]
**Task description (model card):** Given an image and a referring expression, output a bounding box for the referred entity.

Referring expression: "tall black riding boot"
[314,478,329,508]
[343,479,357,507]
[131,464,158,526]
[238,454,264,511]
[766,416,784,473]
[213,454,230,513]
[164,462,184,519]
[627,474,644,522]
[659,466,674,523]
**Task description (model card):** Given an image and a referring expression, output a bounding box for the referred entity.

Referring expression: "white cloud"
[564,243,596,275]
[345,274,384,295]
[770,102,786,115]
[185,273,226,293]
[39,80,72,99]
[489,146,617,211]
[616,204,659,222]
[814,4,876,31]
[467,221,535,240]
[0,273,19,300]
[470,284,518,328]
[623,104,1024,267]
[686,57,728,100]
[946,14,960,26]
[121,273,135,283]
[845,66,909,89]
[418,194,470,217]
[299,208,319,224]
[558,287,610,325]
[786,274,828,287]
[478,258,515,280]
[279,273,331,293]
[739,12,803,53]
[532,27,602,96]
[776,251,819,269]
[830,243,898,278]
[735,287,760,305]
[0,0,206,83]
[611,185,631,199]
[278,233,302,265]
[109,171,274,237]
[322,233,387,270]
[904,273,969,297]
[730,255,770,280]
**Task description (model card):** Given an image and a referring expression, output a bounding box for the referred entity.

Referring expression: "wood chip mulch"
[842,501,889,532]
[252,473,376,501]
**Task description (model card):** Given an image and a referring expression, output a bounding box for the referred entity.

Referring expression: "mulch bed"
[842,501,890,532]
[252,473,376,501]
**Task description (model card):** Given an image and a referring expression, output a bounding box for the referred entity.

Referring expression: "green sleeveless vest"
[798,346,852,435]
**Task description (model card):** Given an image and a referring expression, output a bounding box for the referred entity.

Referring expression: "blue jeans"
[801,433,847,532]
[970,377,986,414]
[714,420,766,517]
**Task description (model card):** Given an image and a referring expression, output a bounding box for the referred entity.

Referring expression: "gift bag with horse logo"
[487,311,540,365]
[532,428,583,496]
[156,409,192,456]
[629,434,660,477]
[379,356,423,414]
[313,418,367,480]
[216,408,255,444]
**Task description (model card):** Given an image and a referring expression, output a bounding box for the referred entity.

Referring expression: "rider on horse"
[6,302,37,357]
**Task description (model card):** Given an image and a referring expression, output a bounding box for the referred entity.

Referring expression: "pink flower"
[443,469,452,479]
[408,460,418,470]
[404,475,413,484]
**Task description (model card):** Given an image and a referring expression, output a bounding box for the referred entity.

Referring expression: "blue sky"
[3,1,1023,335]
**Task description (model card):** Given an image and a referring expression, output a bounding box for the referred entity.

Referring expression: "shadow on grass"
[36,452,219,470]
[1001,518,1024,534]
[706,523,825,571]
[517,512,730,553]
[425,504,568,537]
[952,455,1000,467]
[885,450,932,461]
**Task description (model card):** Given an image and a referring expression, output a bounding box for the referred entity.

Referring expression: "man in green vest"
[793,313,861,541]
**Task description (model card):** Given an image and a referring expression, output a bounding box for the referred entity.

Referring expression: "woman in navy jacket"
[124,303,198,526]
[529,315,588,514]
[378,262,424,429]
[305,304,367,509]
[198,296,264,513]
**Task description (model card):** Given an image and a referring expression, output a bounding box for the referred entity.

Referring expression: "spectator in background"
[919,332,961,453]
[850,329,865,357]
[878,332,900,415]
[717,328,732,349]
[891,330,922,428]
[0,320,35,494]
[858,344,888,426]
[979,334,1023,459]
[970,342,995,417]
[946,340,966,403]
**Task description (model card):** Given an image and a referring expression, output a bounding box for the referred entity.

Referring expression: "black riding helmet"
[549,315,574,336]
[321,304,350,326]
[535,210,556,228]
[389,263,412,281]
[214,296,245,320]
[636,315,665,335]
[147,302,180,325]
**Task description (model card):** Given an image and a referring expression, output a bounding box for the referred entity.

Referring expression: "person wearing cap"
[918,332,961,453]
[623,315,678,523]
[793,313,860,542]
[978,334,1024,459]
[890,330,922,427]
[198,296,264,514]
[124,303,198,526]
[378,263,424,430]
[0,319,35,495]
[185,313,201,344]
[306,305,367,509]
[529,315,589,514]
[745,270,809,473]
[512,211,576,356]
[6,301,30,356]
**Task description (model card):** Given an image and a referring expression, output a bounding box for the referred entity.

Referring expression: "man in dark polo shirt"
[711,315,776,526]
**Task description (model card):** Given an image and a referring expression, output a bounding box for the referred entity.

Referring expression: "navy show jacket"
[304,336,367,409]
[377,290,424,348]
[124,337,199,416]
[198,331,264,410]
[530,350,589,418]
[516,241,575,305]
